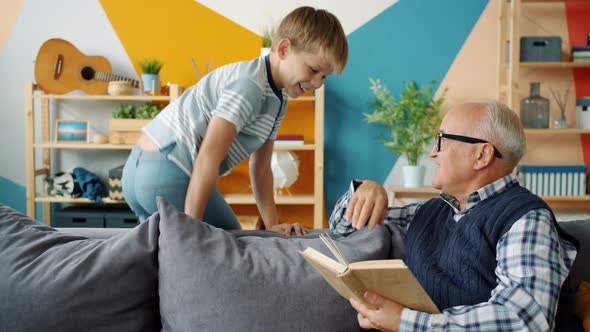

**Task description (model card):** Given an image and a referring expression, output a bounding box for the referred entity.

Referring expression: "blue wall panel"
[324,0,487,212]
[0,176,44,222]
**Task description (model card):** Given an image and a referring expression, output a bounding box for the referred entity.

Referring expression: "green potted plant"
[260,24,275,57]
[139,58,163,93]
[364,78,447,187]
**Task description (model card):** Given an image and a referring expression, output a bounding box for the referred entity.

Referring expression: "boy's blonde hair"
[272,6,348,75]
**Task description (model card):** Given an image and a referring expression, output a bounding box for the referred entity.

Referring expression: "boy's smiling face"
[272,39,333,98]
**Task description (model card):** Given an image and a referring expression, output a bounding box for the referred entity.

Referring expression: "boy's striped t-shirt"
[143,55,287,176]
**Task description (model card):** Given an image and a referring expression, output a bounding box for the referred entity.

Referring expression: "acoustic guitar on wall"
[35,38,139,95]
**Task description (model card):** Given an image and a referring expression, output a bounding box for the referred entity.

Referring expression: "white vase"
[402,165,425,188]
[271,150,299,188]
[260,47,271,57]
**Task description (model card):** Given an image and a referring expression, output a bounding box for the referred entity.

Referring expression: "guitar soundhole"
[80,67,95,81]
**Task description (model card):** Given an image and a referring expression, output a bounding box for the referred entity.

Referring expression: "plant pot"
[141,74,160,93]
[402,165,425,188]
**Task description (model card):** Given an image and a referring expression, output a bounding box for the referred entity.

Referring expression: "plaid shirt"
[328,174,577,331]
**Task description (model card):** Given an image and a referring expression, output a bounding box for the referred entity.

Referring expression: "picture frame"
[55,119,90,143]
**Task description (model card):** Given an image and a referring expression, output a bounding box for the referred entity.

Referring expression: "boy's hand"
[345,180,388,230]
[268,223,308,236]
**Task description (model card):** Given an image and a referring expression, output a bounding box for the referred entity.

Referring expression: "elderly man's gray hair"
[475,99,527,166]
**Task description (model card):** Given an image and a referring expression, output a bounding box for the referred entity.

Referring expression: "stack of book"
[571,46,590,62]
[275,134,304,146]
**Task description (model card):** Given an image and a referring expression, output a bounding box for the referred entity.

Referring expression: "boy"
[122,6,348,235]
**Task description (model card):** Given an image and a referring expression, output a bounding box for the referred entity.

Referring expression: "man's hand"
[268,223,308,236]
[350,291,403,332]
[345,180,388,230]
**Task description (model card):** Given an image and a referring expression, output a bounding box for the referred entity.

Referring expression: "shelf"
[524,128,590,134]
[40,94,171,101]
[389,186,441,207]
[542,195,590,210]
[292,95,315,101]
[34,142,134,149]
[391,186,589,202]
[389,186,590,209]
[497,0,590,213]
[390,186,441,194]
[36,194,320,206]
[520,62,590,69]
[224,193,315,205]
[35,196,127,204]
[33,142,316,151]
[273,144,315,151]
[541,195,590,202]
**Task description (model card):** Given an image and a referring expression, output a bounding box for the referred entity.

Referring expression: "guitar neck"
[95,72,140,88]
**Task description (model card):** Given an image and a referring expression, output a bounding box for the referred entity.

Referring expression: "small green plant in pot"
[364,78,447,187]
[260,24,275,57]
[139,58,163,93]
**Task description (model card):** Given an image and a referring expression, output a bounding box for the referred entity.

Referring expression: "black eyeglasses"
[436,132,503,158]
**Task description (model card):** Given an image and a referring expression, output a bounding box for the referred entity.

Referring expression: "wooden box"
[109,119,150,145]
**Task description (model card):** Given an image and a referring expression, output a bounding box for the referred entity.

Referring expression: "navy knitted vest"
[405,184,553,310]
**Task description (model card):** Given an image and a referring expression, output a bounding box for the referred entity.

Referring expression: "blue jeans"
[122,145,241,230]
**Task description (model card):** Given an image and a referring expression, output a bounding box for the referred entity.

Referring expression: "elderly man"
[329,100,579,331]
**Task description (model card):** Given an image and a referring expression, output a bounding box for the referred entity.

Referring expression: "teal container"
[142,74,160,92]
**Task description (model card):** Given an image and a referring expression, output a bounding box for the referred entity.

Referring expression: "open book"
[300,234,439,313]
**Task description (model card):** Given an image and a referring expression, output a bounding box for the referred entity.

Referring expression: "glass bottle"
[520,82,550,129]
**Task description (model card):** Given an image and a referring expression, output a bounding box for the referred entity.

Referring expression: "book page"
[301,248,360,302]
[300,247,347,274]
[319,234,349,266]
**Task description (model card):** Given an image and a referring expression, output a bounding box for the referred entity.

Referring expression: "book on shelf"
[300,234,439,313]
[275,134,304,146]
[276,134,304,141]
[572,51,590,57]
[274,140,304,146]
[571,45,590,52]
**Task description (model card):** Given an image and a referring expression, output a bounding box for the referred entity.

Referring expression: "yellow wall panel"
[100,0,261,87]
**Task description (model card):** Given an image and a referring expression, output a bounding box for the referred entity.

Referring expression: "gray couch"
[59,216,590,291]
[1,198,589,331]
[0,199,394,331]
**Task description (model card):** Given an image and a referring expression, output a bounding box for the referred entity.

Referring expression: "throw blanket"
[72,167,105,203]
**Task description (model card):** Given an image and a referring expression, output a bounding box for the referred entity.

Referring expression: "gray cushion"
[559,219,590,285]
[0,203,161,332]
[156,197,395,332]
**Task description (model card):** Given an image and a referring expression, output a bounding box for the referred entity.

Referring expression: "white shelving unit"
[25,83,326,228]
[496,0,590,211]
[24,82,182,224]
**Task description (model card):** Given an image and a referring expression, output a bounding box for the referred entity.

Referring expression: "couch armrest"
[559,219,590,284]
